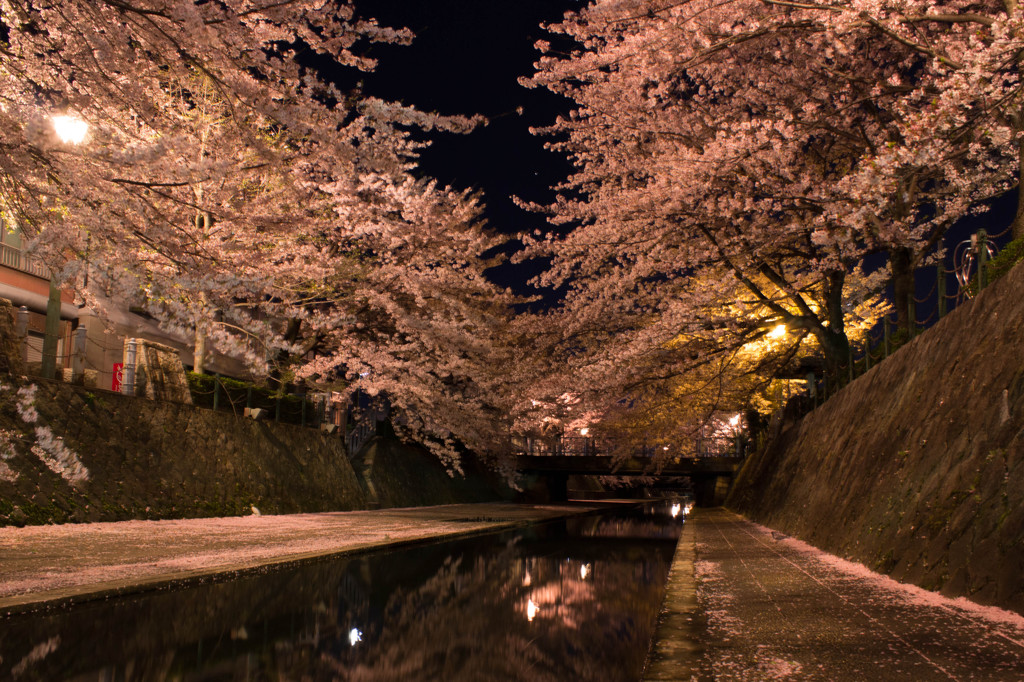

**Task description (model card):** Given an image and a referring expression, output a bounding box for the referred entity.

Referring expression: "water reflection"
[0,503,683,681]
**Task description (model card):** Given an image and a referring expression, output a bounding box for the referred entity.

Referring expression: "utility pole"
[40,275,62,379]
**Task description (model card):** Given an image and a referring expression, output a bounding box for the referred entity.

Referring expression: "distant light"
[663,445,670,451]
[523,570,531,587]
[671,503,681,518]
[527,598,539,622]
[729,414,741,427]
[52,115,88,144]
[580,563,591,580]
[768,324,787,339]
[579,427,589,436]
[349,628,362,646]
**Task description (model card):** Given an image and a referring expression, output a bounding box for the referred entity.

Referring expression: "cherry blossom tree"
[518,0,1024,447]
[811,2,1024,326]
[517,0,899,435]
[0,0,514,468]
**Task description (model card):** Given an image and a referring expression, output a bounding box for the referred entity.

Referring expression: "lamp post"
[40,114,88,380]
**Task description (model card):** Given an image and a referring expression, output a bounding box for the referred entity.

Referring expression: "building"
[1,221,245,389]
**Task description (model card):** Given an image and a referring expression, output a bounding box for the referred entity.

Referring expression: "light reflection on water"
[0,502,685,681]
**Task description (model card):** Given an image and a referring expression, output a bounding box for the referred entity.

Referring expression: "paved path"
[647,509,1024,681]
[0,502,599,614]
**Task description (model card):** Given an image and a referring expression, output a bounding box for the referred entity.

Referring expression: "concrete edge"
[0,508,604,618]
[643,510,705,681]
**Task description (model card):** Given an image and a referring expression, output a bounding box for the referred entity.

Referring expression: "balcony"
[0,241,49,279]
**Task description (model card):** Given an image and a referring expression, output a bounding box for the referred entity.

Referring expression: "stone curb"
[643,508,705,681]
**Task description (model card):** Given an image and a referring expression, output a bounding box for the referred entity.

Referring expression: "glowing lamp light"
[579,427,590,436]
[349,628,362,646]
[671,503,681,518]
[580,563,591,580]
[52,115,89,144]
[523,570,532,587]
[768,324,787,339]
[729,414,741,427]
[527,598,539,622]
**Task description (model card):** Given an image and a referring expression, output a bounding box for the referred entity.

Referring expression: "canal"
[0,501,686,681]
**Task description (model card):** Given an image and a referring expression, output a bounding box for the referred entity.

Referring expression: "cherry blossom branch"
[857,12,963,70]
[900,14,996,27]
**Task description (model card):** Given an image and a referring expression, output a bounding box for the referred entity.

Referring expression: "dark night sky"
[349,0,582,294]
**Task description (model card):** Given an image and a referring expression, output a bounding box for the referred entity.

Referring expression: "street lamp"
[52,115,89,144]
[40,114,88,380]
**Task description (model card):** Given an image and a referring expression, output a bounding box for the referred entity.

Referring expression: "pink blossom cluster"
[0,2,520,469]
[512,0,1022,447]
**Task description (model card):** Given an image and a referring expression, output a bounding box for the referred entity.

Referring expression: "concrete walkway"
[647,509,1024,681]
[0,502,600,614]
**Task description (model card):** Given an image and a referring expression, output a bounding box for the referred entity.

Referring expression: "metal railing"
[346,402,390,457]
[775,228,1010,419]
[0,242,49,278]
[512,434,745,459]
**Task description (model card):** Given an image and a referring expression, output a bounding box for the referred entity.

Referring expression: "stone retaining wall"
[728,262,1024,615]
[0,300,504,525]
[0,380,369,525]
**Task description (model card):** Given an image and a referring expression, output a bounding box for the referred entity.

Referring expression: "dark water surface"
[0,502,684,681]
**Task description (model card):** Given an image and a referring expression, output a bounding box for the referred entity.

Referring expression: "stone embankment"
[729,262,1024,615]
[0,301,504,526]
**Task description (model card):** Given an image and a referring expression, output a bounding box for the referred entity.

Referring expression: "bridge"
[514,454,743,477]
[513,446,744,505]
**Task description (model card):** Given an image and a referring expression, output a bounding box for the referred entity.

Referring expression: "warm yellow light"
[527,598,539,621]
[768,324,787,339]
[579,427,589,436]
[52,115,89,144]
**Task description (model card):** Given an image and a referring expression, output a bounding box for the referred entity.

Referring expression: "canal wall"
[0,301,506,526]
[359,434,510,508]
[728,261,1024,614]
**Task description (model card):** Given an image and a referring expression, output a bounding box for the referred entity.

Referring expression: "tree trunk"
[193,327,206,374]
[813,325,850,382]
[815,270,850,380]
[268,318,303,388]
[890,246,914,333]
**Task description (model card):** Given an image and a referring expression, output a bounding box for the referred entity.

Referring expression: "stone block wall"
[361,436,511,509]
[0,299,504,525]
[728,261,1024,615]
[0,380,369,525]
[0,298,25,377]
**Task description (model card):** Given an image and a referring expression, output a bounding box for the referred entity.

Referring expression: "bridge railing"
[512,435,601,456]
[511,433,746,459]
